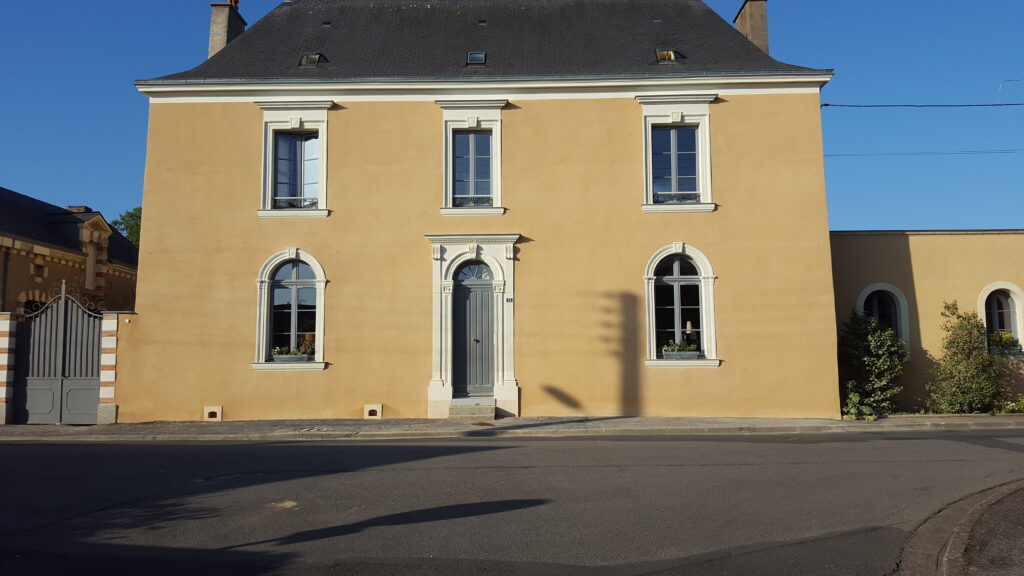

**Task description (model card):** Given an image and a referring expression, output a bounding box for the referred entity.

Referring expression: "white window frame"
[644,242,720,367]
[637,94,715,213]
[256,101,332,218]
[436,100,507,216]
[978,281,1024,339]
[855,282,911,347]
[253,248,327,371]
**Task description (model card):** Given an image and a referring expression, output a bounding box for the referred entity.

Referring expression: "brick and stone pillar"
[0,313,14,424]
[98,313,121,424]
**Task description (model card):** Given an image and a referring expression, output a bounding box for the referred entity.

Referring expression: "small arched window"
[270,261,317,355]
[864,290,899,336]
[985,290,1014,335]
[654,255,702,356]
[254,249,327,369]
[644,243,718,365]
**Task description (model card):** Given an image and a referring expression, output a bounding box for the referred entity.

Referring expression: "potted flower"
[662,340,700,360]
[988,332,1023,355]
[272,341,315,362]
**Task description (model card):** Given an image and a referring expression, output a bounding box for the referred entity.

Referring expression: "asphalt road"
[2,430,1023,575]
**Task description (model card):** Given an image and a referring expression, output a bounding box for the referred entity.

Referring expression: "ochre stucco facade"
[116,91,842,421]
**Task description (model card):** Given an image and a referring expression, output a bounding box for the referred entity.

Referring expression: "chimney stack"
[208,1,247,59]
[733,0,769,54]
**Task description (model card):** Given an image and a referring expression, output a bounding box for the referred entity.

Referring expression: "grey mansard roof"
[144,0,827,85]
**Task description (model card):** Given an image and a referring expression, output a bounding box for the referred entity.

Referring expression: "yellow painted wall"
[831,232,1024,407]
[118,93,840,421]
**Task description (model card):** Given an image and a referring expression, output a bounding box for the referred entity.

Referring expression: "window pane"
[655,307,676,332]
[655,331,675,352]
[474,181,491,196]
[454,132,470,157]
[654,284,673,305]
[296,311,316,333]
[652,154,671,177]
[475,131,491,156]
[273,286,292,306]
[273,263,293,281]
[303,135,318,161]
[676,257,698,276]
[680,284,700,305]
[677,177,698,192]
[297,287,316,307]
[652,177,673,194]
[454,158,470,181]
[681,308,701,331]
[271,333,291,350]
[676,153,697,177]
[275,133,297,161]
[475,157,491,179]
[454,181,469,196]
[303,158,318,185]
[676,127,697,153]
[295,262,315,280]
[272,311,291,333]
[651,127,671,153]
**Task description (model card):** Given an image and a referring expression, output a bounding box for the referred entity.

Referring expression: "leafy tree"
[112,206,141,247]
[927,301,1006,413]
[838,312,908,419]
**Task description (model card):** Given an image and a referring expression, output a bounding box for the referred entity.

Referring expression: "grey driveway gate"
[13,283,102,424]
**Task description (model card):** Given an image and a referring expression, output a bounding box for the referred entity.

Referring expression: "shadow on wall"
[538,292,642,417]
[835,233,931,411]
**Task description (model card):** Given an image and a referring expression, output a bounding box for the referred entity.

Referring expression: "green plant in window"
[987,331,1022,354]
[662,340,698,353]
[296,340,316,356]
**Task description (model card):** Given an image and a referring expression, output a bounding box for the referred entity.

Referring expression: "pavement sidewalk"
[1,413,1023,443]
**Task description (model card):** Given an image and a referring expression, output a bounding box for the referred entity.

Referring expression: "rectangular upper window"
[256,101,332,218]
[452,130,492,207]
[436,99,507,216]
[651,126,698,204]
[273,132,319,209]
[637,95,716,213]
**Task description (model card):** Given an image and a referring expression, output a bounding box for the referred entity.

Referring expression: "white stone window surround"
[977,281,1024,339]
[855,282,911,347]
[256,101,333,218]
[425,234,520,417]
[637,94,716,213]
[644,242,721,367]
[436,100,507,216]
[252,248,327,371]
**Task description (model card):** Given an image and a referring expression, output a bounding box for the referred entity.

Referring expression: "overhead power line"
[826,149,1024,158]
[822,103,1024,109]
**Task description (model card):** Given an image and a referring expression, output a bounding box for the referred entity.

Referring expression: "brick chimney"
[733,0,769,54]
[208,0,247,59]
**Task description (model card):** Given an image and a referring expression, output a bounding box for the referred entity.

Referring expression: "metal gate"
[13,282,102,424]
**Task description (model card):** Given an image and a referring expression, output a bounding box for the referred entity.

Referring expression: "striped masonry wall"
[98,313,120,424]
[0,313,13,424]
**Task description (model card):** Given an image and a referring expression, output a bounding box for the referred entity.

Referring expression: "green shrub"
[838,312,908,419]
[995,395,1024,414]
[927,301,1006,413]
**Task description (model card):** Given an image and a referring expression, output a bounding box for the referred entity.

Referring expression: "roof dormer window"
[466,52,486,65]
[300,53,323,67]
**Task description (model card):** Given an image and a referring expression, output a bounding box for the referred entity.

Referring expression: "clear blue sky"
[1,1,1021,230]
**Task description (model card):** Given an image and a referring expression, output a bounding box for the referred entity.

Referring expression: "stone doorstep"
[448,398,496,422]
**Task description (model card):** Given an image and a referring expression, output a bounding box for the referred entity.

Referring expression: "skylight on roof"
[300,53,323,67]
[656,50,677,62]
[466,52,486,65]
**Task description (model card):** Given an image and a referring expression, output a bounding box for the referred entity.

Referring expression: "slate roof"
[145,0,827,84]
[0,187,138,268]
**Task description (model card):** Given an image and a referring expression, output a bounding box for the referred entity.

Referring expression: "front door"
[452,262,494,397]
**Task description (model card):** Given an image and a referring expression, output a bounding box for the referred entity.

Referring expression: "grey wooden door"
[13,283,102,425]
[453,263,494,398]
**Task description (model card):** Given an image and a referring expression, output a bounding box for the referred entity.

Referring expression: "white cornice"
[138,74,832,101]
[425,233,520,245]
[435,99,508,109]
[635,94,717,104]
[255,100,334,110]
